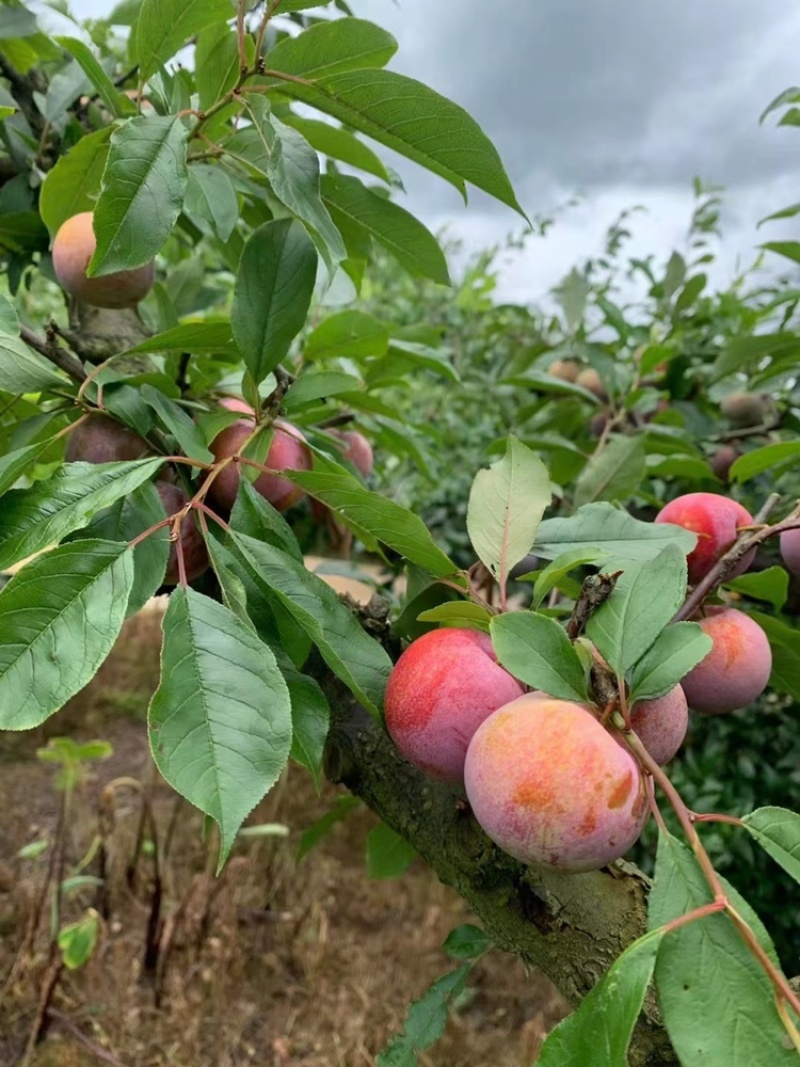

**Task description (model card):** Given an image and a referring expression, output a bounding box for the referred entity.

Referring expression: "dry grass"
[0,611,568,1067]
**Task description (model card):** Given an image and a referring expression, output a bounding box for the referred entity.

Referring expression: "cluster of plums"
[385,491,791,873]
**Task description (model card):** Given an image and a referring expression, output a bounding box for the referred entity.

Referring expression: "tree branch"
[314,612,678,1067]
[20,324,87,384]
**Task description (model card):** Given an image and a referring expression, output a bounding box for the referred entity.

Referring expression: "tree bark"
[315,621,678,1067]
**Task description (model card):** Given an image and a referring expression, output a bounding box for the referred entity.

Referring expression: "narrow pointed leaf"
[231,531,392,718]
[132,0,234,79]
[537,929,665,1067]
[628,623,712,702]
[573,435,646,508]
[376,966,472,1067]
[648,831,793,1067]
[264,17,397,78]
[39,127,112,237]
[284,668,330,790]
[0,333,70,393]
[467,436,551,588]
[322,174,449,283]
[490,612,588,703]
[0,458,164,571]
[532,548,604,608]
[585,544,687,674]
[56,36,135,118]
[232,219,317,386]
[148,587,293,868]
[89,116,188,276]
[0,540,134,730]
[0,441,50,498]
[284,115,390,182]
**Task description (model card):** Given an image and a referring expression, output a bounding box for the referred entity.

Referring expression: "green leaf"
[762,241,800,266]
[284,464,456,577]
[264,17,397,78]
[725,566,789,611]
[0,540,134,730]
[534,503,698,566]
[0,106,15,120]
[648,831,794,1067]
[304,309,388,362]
[712,332,800,382]
[140,384,213,463]
[132,0,235,79]
[730,442,800,483]
[89,116,188,276]
[284,115,390,182]
[467,436,551,588]
[148,587,293,869]
[0,333,70,393]
[743,807,800,886]
[195,23,254,111]
[321,174,449,284]
[384,340,458,382]
[206,535,253,628]
[284,668,330,791]
[532,548,604,608]
[376,965,472,1067]
[68,480,170,617]
[124,319,239,357]
[232,531,392,718]
[416,601,491,632]
[235,96,346,272]
[366,823,416,879]
[284,371,362,410]
[628,623,712,702]
[749,612,800,702]
[230,478,304,562]
[272,68,525,216]
[490,612,588,703]
[585,545,687,674]
[298,794,361,859]
[232,219,317,386]
[38,128,112,238]
[56,36,135,118]
[442,925,492,961]
[0,440,51,497]
[537,929,664,1067]
[573,435,646,508]
[0,457,164,571]
[0,7,38,38]
[58,910,100,970]
[184,164,239,242]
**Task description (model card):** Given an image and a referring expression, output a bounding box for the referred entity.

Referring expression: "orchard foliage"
[2,3,800,1065]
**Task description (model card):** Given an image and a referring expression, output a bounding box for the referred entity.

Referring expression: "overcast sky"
[52,0,800,303]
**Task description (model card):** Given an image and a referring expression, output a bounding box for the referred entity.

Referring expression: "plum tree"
[681,607,772,714]
[464,694,648,872]
[207,419,312,512]
[52,212,155,308]
[156,482,209,585]
[779,526,800,577]
[384,627,524,784]
[629,685,688,765]
[655,491,755,584]
[65,414,151,464]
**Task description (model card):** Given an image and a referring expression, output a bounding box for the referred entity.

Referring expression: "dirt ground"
[0,610,568,1067]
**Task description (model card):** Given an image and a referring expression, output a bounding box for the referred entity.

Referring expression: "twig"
[20,324,86,384]
[673,495,799,622]
[48,1010,130,1067]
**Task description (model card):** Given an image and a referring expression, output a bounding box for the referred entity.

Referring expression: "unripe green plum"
[66,414,151,464]
[780,527,800,578]
[720,392,767,428]
[464,695,647,872]
[681,607,772,714]
[156,482,209,585]
[629,685,688,764]
[384,628,525,784]
[655,492,755,584]
[52,212,155,308]
[208,419,312,513]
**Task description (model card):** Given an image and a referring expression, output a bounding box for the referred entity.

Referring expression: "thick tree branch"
[313,609,678,1067]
